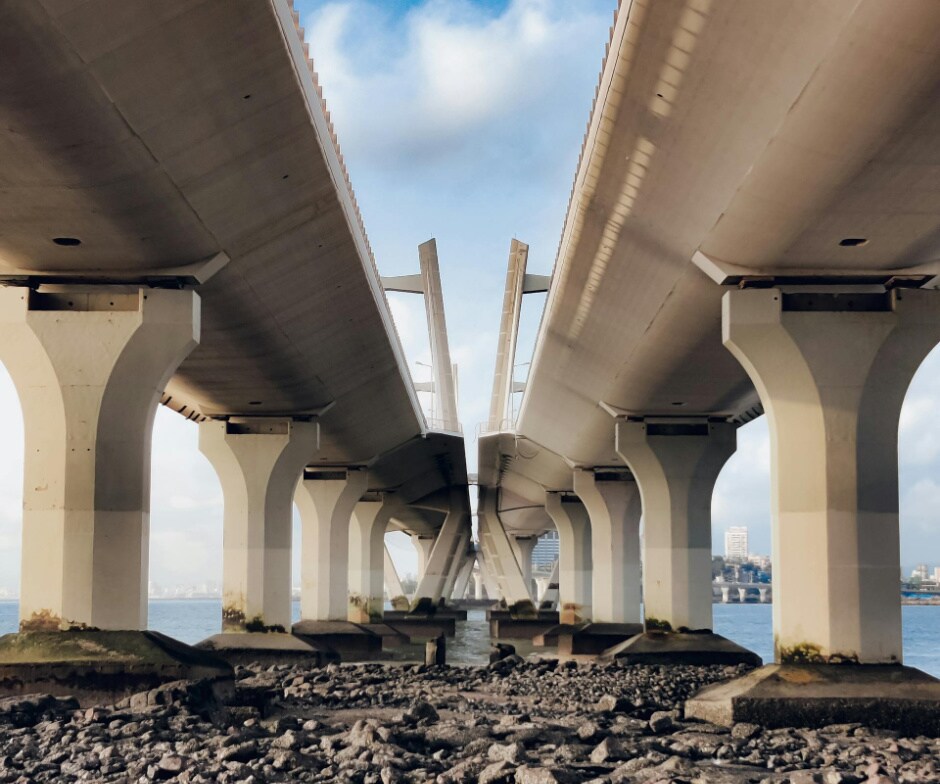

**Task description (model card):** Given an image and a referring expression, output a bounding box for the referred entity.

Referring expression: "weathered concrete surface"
[0,631,232,706]
[291,621,382,661]
[488,609,560,640]
[533,623,586,648]
[554,623,644,656]
[195,633,338,667]
[357,623,410,648]
[603,631,762,666]
[385,609,466,639]
[685,663,940,734]
[383,620,456,641]
[199,419,318,633]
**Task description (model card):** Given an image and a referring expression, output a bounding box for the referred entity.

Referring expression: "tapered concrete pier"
[544,493,592,625]
[0,286,232,698]
[0,287,200,632]
[687,287,940,727]
[293,470,382,659]
[196,417,328,664]
[554,470,643,654]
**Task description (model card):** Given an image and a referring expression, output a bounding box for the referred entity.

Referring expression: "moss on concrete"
[645,617,673,632]
[508,600,537,620]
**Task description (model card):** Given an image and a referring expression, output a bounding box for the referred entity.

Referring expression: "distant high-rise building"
[724,527,749,562]
[532,530,560,571]
[912,564,930,582]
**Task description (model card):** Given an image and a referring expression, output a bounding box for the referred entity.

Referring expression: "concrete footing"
[603,631,762,666]
[383,611,457,639]
[357,623,410,647]
[551,623,644,655]
[292,621,383,660]
[488,609,559,639]
[533,624,582,648]
[685,664,940,735]
[195,633,338,666]
[0,631,233,706]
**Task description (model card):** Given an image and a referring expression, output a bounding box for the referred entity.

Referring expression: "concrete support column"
[384,545,408,605]
[721,586,731,604]
[511,536,537,594]
[412,535,434,580]
[536,560,559,608]
[723,287,940,664]
[199,419,317,632]
[411,491,470,612]
[614,420,735,632]
[473,571,484,600]
[477,487,536,613]
[442,530,471,602]
[0,287,199,631]
[573,469,642,625]
[348,496,397,623]
[476,549,500,600]
[295,469,368,621]
[545,493,592,624]
[451,551,475,601]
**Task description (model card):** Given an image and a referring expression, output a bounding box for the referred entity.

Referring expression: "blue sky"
[0,0,935,595]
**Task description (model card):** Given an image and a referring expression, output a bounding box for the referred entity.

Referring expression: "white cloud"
[302,0,616,459]
[305,0,614,173]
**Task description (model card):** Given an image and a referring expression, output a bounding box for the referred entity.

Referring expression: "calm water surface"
[0,601,935,676]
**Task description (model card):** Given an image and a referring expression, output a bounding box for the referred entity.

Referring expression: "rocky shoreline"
[0,657,936,783]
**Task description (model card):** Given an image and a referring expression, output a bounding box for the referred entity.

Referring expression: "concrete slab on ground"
[554,623,644,656]
[292,621,383,661]
[685,664,940,735]
[603,631,762,666]
[385,608,467,621]
[0,630,233,706]
[533,623,586,647]
[488,609,560,639]
[195,632,338,666]
[357,623,410,647]
[381,613,457,639]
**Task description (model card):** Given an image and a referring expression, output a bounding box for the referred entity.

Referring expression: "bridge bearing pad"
[0,630,233,706]
[554,623,644,656]
[195,632,338,666]
[603,631,762,666]
[685,664,940,735]
[292,621,383,661]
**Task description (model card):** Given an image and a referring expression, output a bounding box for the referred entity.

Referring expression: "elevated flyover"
[0,0,468,672]
[485,0,940,714]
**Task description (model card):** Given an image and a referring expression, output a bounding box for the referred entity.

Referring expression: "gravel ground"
[0,656,936,783]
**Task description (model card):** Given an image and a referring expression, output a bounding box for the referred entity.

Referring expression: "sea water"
[0,601,936,676]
